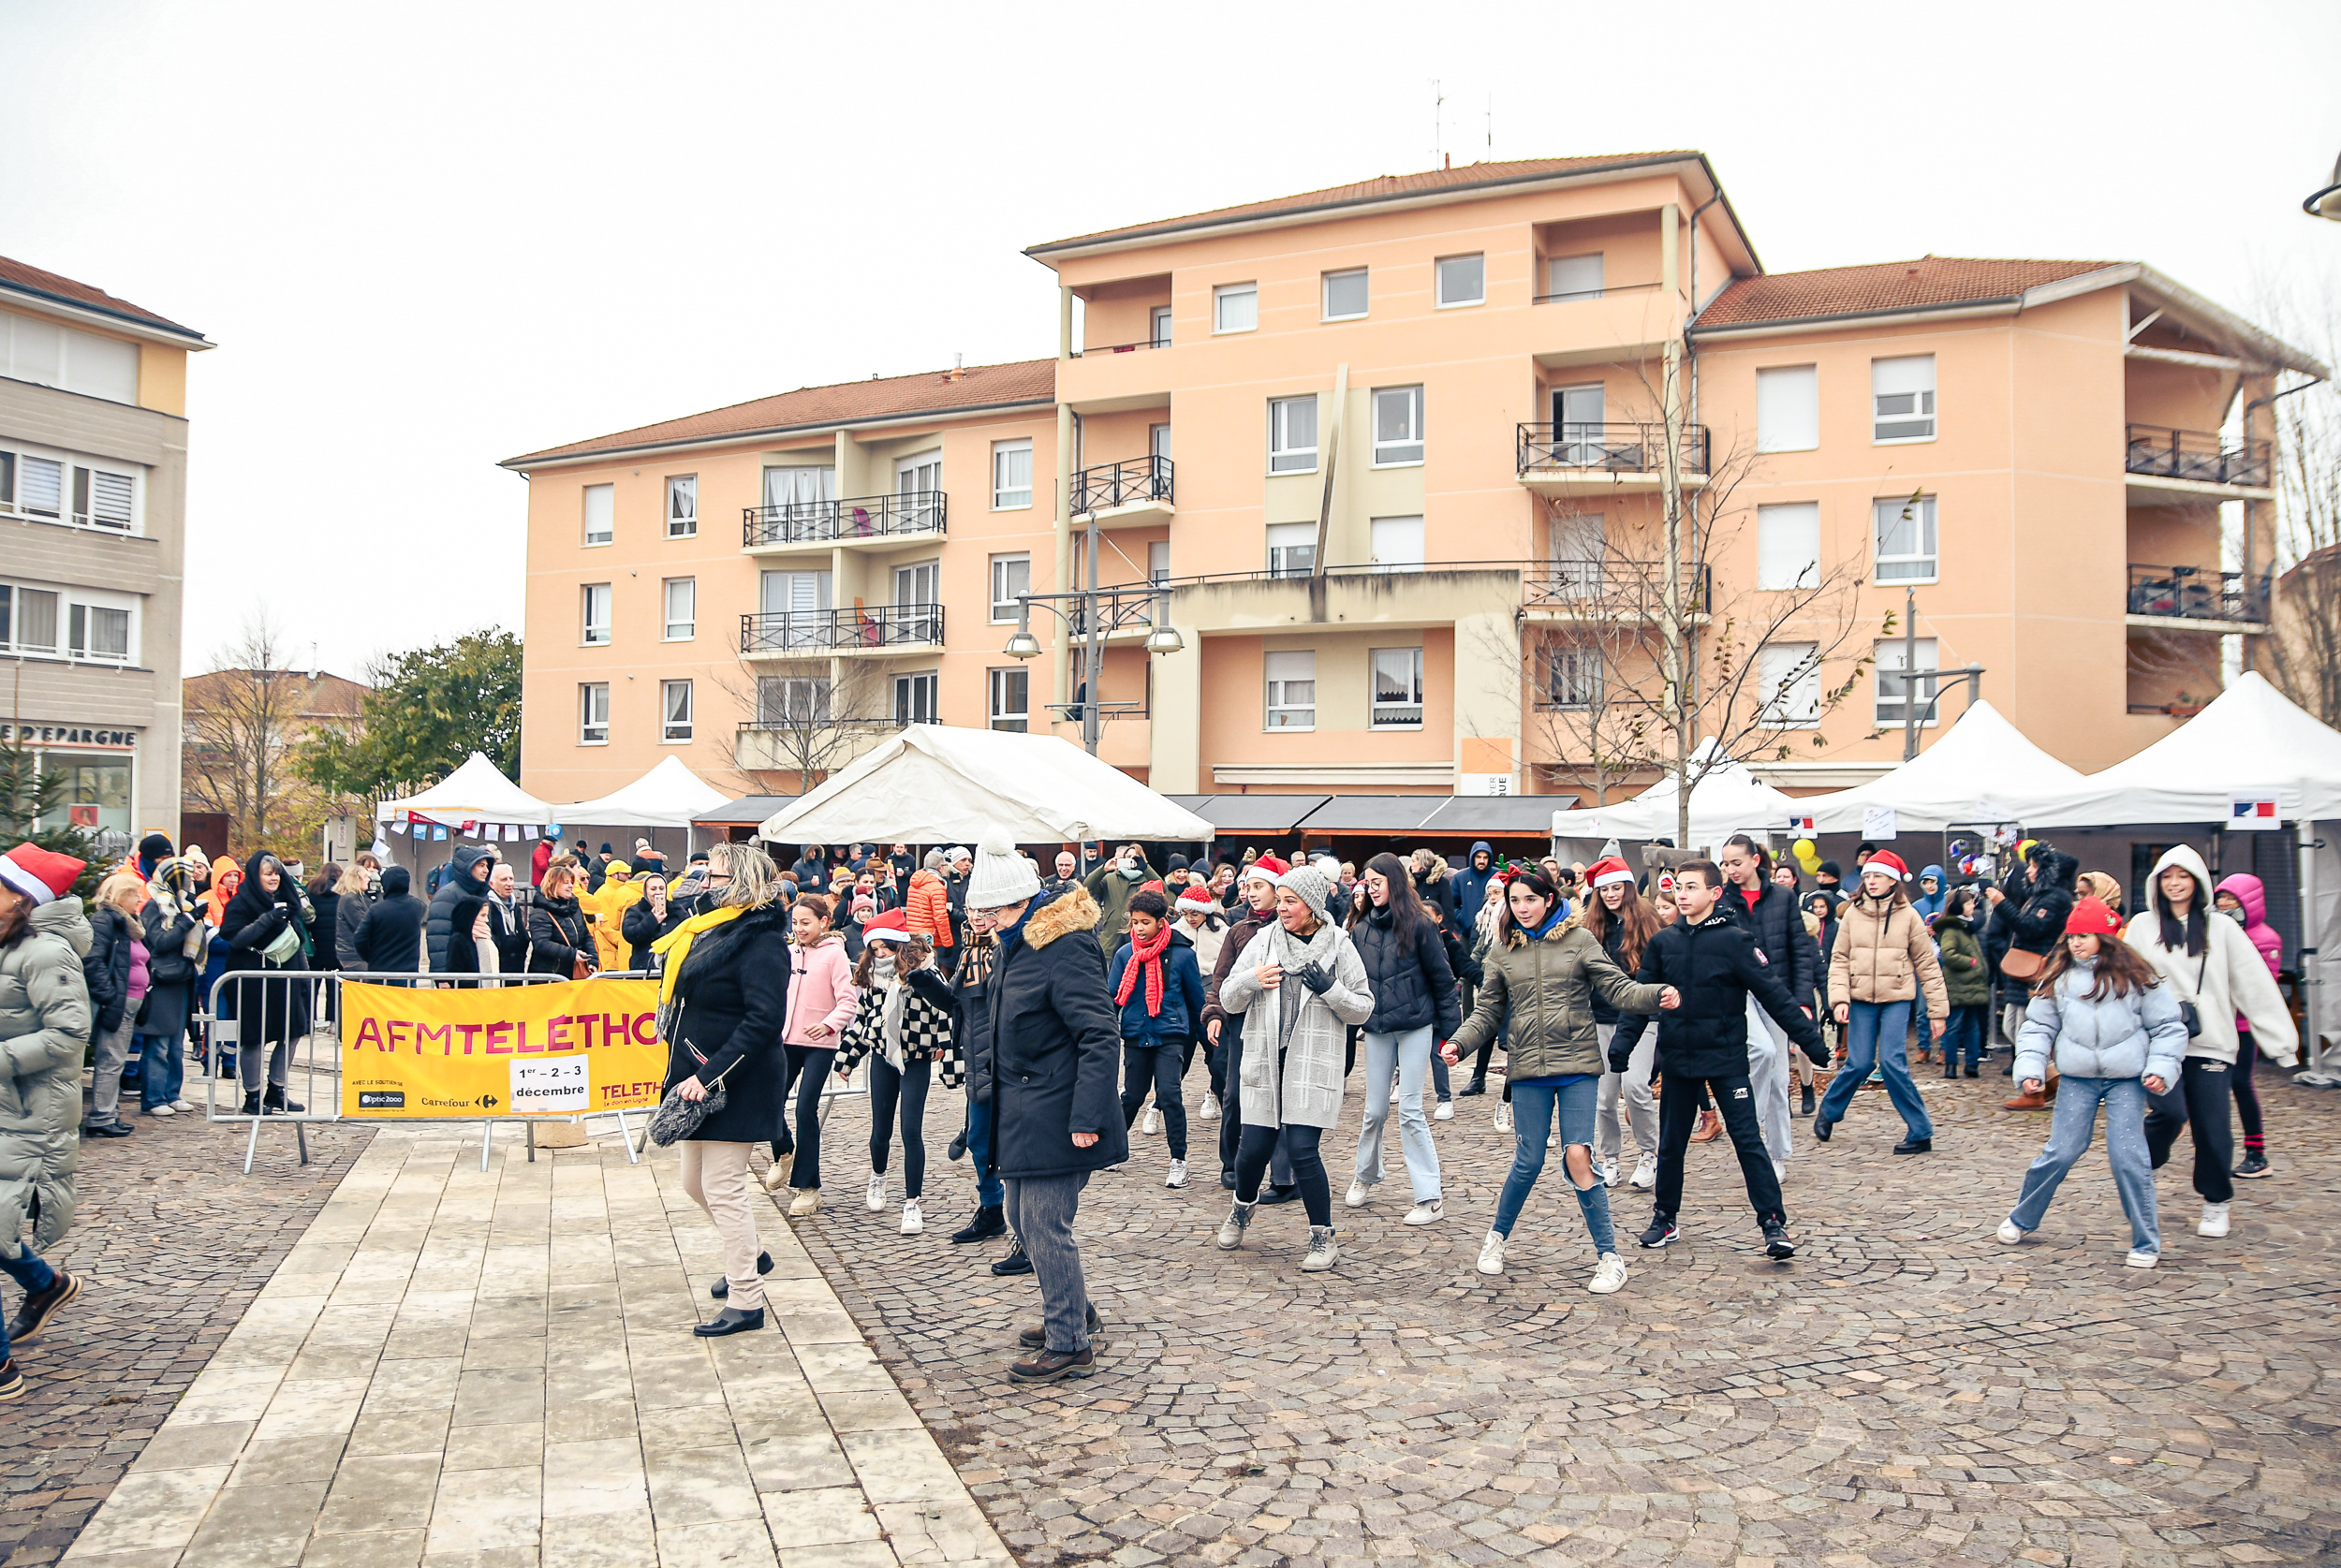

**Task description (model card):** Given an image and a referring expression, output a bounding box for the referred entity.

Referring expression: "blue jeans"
[966,1098,1003,1208]
[1353,1026,1440,1202]
[2007,1076,2159,1254]
[1492,1077,1614,1253]
[1940,1006,1987,1072]
[139,1033,185,1110]
[1,1244,57,1364]
[1818,1001,1933,1140]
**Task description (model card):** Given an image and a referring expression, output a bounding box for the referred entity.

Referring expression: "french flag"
[2232,799,2277,822]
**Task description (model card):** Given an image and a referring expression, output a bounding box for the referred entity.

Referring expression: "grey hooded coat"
[0,898,93,1259]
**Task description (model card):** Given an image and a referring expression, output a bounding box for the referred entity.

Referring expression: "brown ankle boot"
[2002,1087,2052,1110]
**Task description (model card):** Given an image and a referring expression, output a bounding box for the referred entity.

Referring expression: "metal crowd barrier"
[199,968,868,1175]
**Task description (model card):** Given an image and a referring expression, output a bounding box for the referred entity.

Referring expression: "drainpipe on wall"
[1055,286,1077,715]
[1309,364,1348,623]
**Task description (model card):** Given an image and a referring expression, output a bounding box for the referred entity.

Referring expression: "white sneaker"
[1588,1253,1629,1295]
[900,1198,923,1235]
[2198,1202,2231,1238]
[788,1189,821,1218]
[1596,1161,1619,1188]
[2125,1248,2158,1268]
[1494,1103,1513,1133]
[864,1175,886,1212]
[146,1104,176,1117]
[1200,1093,1219,1121]
[1344,1179,1371,1208]
[1141,1105,1162,1136]
[170,1099,196,1113]
[1996,1218,2025,1245]
[1404,1200,1444,1226]
[1166,1160,1188,1189]
[1630,1155,1657,1191]
[1476,1230,1507,1276]
[1433,1100,1454,1121]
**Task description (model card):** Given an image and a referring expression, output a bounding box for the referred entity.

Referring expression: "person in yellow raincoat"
[584,860,646,971]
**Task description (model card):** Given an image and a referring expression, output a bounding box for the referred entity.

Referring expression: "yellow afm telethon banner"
[339,978,667,1120]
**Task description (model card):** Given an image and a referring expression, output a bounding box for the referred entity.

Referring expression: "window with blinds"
[1756,365,1819,453]
[583,484,613,545]
[1759,643,1821,727]
[1757,502,1821,591]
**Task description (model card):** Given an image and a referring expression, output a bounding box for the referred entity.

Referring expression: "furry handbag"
[646,1077,728,1147]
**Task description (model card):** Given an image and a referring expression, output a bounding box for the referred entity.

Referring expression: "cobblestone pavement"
[794,1066,2341,1568]
[2,1109,374,1568]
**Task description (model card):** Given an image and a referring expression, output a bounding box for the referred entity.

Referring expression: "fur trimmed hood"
[1023,885,1100,951]
[1499,906,1587,949]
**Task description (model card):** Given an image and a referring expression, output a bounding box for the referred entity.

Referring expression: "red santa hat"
[0,843,84,907]
[862,909,914,944]
[1176,886,1216,912]
[1244,855,1289,885]
[1864,850,1912,882]
[1585,856,1635,889]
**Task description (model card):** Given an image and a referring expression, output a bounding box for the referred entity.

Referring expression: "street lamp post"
[1001,509,1184,758]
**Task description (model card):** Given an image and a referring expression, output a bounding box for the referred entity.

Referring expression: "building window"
[1544,254,1603,301]
[1436,253,1485,307]
[757,676,831,726]
[992,439,1033,509]
[1372,385,1424,465]
[1873,494,1938,583]
[580,682,610,744]
[1538,641,1600,711]
[666,475,699,537]
[661,680,694,742]
[1214,283,1257,334]
[763,464,837,513]
[0,584,60,654]
[893,671,938,725]
[1872,356,1936,443]
[1268,395,1318,474]
[10,453,60,519]
[583,483,613,546]
[660,578,695,640]
[1148,541,1171,583]
[74,467,135,532]
[0,443,140,535]
[989,552,1030,623]
[1757,502,1820,591]
[1758,642,1821,727]
[1369,515,1423,573]
[67,601,131,663]
[989,667,1029,733]
[1266,522,1316,578]
[1322,268,1369,320]
[1264,651,1316,730]
[0,309,140,404]
[1370,648,1424,727]
[582,583,611,645]
[1150,305,1172,347]
[1875,637,1941,727]
[1756,365,1819,453]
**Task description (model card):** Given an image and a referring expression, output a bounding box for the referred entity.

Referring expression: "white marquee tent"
[375,752,556,826]
[1788,700,2085,834]
[758,725,1213,846]
[1550,740,1800,855]
[558,755,731,830]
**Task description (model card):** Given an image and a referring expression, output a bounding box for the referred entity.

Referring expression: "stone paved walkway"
[53,1125,1011,1568]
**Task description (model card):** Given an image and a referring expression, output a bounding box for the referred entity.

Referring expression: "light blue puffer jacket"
[2014,958,2186,1087]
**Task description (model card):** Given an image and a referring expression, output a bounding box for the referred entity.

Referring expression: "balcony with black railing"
[1524,558,1711,621]
[2123,424,2270,491]
[1516,422,1710,492]
[741,604,945,656]
[743,491,947,551]
[1071,455,1173,521]
[2126,564,2271,629]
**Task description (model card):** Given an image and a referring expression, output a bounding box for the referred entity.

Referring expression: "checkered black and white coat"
[836,969,963,1088]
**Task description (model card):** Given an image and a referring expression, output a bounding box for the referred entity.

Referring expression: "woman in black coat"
[658,843,793,1338]
[218,852,312,1115]
[1340,853,1461,1220]
[527,857,598,976]
[138,860,203,1116]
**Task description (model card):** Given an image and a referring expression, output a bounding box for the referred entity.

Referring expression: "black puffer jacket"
[219,854,314,1046]
[657,903,792,1144]
[82,904,137,1035]
[1988,849,2077,977]
[979,886,1127,1180]
[1715,878,1818,1018]
[425,846,497,973]
[1348,905,1461,1037]
[354,869,427,974]
[1588,913,1651,1027]
[1609,910,1826,1078]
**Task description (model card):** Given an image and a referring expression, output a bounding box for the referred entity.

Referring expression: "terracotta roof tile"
[0,254,203,338]
[1028,154,1702,253]
[504,358,1057,467]
[1696,256,2124,330]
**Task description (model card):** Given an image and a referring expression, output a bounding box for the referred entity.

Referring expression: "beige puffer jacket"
[0,898,93,1258]
[1827,894,1949,1018]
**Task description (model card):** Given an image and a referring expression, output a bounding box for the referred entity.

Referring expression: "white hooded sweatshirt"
[2121,845,2296,1066]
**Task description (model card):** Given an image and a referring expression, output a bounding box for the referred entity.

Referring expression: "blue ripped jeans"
[1491,1076,1613,1253]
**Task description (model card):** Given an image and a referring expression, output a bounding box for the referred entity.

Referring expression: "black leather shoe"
[1799,1084,1816,1117]
[0,1359,22,1402]
[1892,1137,1933,1155]
[693,1306,765,1338]
[1456,1080,1486,1097]
[947,1130,968,1163]
[1219,1169,1237,1190]
[1009,1344,1096,1383]
[240,1092,262,1117]
[262,1086,304,1115]
[1965,1065,1980,1078]
[950,1206,1007,1244]
[992,1242,1033,1277]
[1812,1116,1833,1142]
[7,1271,81,1345]
[1018,1302,1102,1349]
[710,1251,774,1298]
[80,1119,133,1138]
[1256,1184,1301,1207]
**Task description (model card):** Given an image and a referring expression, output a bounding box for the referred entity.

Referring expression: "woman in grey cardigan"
[1214,863,1374,1273]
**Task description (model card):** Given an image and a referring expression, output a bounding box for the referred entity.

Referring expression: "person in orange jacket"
[905,849,955,958]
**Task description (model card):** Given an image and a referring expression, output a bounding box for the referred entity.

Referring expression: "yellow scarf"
[650,903,745,1004]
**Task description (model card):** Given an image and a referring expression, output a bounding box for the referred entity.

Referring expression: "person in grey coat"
[0,842,94,1402]
[1214,862,1374,1272]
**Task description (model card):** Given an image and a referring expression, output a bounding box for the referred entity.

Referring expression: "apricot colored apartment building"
[505,153,2320,803]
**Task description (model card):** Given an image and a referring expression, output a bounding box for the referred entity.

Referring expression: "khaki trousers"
[678,1140,764,1310]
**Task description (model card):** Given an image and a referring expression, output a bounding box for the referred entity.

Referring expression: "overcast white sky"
[3,0,2337,679]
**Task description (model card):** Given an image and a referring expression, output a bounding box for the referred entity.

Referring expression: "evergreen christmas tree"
[0,728,101,895]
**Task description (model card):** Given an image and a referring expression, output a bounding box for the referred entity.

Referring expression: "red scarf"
[1115,922,1173,1016]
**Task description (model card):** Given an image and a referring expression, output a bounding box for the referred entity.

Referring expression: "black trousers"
[1234,1121,1331,1225]
[2145,1055,2235,1204]
[1653,1070,1783,1227]
[1216,1027,1293,1184]
[769,1044,837,1190]
[866,1055,931,1198]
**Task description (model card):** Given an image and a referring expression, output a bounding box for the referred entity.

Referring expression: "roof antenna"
[1486,93,1493,156]
[1433,78,1443,168]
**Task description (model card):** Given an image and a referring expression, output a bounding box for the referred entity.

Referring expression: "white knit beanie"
[965,829,1041,910]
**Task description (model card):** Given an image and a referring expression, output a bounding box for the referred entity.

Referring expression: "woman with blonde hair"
[81,872,149,1136]
[650,842,791,1336]
[527,856,597,976]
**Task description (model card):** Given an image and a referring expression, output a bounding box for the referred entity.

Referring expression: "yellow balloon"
[1793,838,1821,872]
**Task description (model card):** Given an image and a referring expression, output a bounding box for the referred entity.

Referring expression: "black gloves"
[1607,1046,1632,1076]
[1293,960,1333,996]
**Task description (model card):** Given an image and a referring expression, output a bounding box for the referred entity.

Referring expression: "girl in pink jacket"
[766,895,861,1213]
[2213,873,2284,1179]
